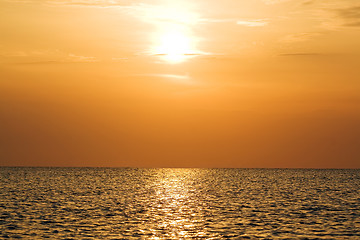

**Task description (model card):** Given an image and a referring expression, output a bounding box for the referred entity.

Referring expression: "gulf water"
[1,168,359,239]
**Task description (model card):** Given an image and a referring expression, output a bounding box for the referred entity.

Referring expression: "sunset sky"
[1,0,359,168]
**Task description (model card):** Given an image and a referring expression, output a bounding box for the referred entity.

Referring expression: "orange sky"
[1,0,360,168]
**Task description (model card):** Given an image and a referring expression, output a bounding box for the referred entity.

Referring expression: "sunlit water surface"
[0,168,359,239]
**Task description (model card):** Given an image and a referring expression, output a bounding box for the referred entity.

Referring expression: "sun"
[155,30,194,63]
[143,2,200,64]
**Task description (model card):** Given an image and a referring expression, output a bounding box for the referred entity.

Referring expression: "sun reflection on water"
[149,168,205,238]
[3,169,357,238]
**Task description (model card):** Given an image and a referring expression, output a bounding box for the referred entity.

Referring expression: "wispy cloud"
[262,0,291,5]
[278,52,323,56]
[336,6,360,27]
[111,57,128,62]
[199,18,269,27]
[157,74,189,80]
[135,73,190,80]
[280,32,322,43]
[67,54,98,62]
[2,0,137,7]
[1,49,99,64]
[2,0,34,3]
[151,53,207,57]
[132,73,193,84]
[236,19,268,27]
[263,0,314,5]
[302,0,316,6]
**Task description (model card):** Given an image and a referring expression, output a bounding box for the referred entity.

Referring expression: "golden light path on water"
[146,169,208,239]
[1,168,359,238]
[143,1,201,63]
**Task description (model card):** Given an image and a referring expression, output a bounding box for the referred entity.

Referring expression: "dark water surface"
[0,168,359,239]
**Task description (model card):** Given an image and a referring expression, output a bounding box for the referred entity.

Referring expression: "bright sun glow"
[155,31,194,63]
[144,2,200,63]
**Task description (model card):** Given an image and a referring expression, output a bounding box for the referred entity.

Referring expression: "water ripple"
[0,168,359,239]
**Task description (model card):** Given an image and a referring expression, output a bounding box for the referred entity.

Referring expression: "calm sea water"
[0,168,359,239]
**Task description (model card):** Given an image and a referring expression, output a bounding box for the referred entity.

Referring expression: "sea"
[0,167,359,239]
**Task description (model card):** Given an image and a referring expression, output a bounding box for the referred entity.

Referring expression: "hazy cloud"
[262,0,291,5]
[336,6,360,27]
[133,73,189,79]
[1,49,98,64]
[154,74,189,80]
[2,0,136,7]
[2,0,34,3]
[278,53,323,56]
[67,54,98,62]
[132,73,193,84]
[280,32,322,43]
[236,19,268,27]
[199,18,269,27]
[302,0,315,6]
[111,57,128,62]
[263,0,314,4]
